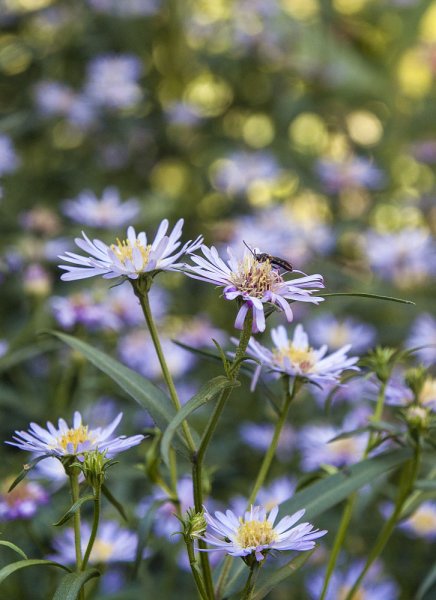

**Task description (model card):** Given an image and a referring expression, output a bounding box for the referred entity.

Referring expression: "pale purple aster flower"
[118,330,196,379]
[239,422,295,462]
[58,219,203,281]
[6,411,144,458]
[201,505,327,563]
[184,245,324,333]
[399,501,436,539]
[50,291,117,331]
[49,521,142,564]
[298,417,368,471]
[310,376,373,408]
[0,134,20,176]
[229,205,334,269]
[380,369,436,411]
[246,324,359,389]
[305,314,376,353]
[364,228,436,285]
[23,263,51,297]
[137,477,197,540]
[34,81,95,128]
[106,282,168,326]
[211,151,281,196]
[315,157,384,193]
[307,560,398,600]
[84,54,143,110]
[407,313,436,366]
[32,456,69,488]
[0,478,49,520]
[62,187,140,229]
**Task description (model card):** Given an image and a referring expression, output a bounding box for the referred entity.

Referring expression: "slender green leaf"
[0,559,70,584]
[8,455,51,492]
[252,550,315,600]
[0,541,27,560]
[46,331,182,444]
[280,449,412,521]
[323,292,414,305]
[52,568,100,600]
[53,495,94,527]
[414,480,436,491]
[101,484,128,522]
[161,376,238,467]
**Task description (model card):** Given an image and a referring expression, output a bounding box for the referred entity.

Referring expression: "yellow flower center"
[273,344,315,373]
[230,256,283,298]
[328,323,350,348]
[409,509,436,535]
[338,586,365,600]
[419,378,436,407]
[92,539,114,562]
[110,238,152,271]
[58,425,91,453]
[236,518,278,548]
[328,438,361,458]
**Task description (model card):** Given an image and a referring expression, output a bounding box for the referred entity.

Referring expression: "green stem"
[241,562,261,600]
[247,377,300,507]
[68,468,84,600]
[344,444,421,600]
[185,538,208,600]
[134,283,196,453]
[320,379,388,599]
[192,310,253,599]
[81,484,101,571]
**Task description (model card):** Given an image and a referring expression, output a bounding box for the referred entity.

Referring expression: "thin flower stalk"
[320,380,388,600]
[344,444,421,600]
[192,311,253,600]
[247,376,301,507]
[81,483,101,571]
[68,467,85,600]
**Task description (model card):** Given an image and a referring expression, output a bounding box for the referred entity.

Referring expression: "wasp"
[243,241,293,273]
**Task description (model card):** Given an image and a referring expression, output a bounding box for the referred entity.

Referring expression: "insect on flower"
[243,241,293,273]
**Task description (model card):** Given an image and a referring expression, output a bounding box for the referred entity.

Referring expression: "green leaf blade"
[161,376,237,467]
[52,568,100,600]
[0,559,71,585]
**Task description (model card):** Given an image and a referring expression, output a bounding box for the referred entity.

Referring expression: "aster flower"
[399,501,436,539]
[58,219,203,281]
[201,505,326,563]
[0,477,48,520]
[406,313,436,366]
[49,521,142,564]
[307,560,398,600]
[239,422,295,462]
[6,411,144,459]
[184,245,324,333]
[84,54,143,110]
[305,314,376,353]
[246,324,359,389]
[62,187,140,229]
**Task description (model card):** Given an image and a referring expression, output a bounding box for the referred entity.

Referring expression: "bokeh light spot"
[242,114,275,148]
[346,111,383,146]
[288,113,329,154]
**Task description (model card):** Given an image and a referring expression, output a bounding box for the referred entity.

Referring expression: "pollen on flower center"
[92,539,114,562]
[236,518,278,548]
[274,344,315,373]
[110,238,152,270]
[230,256,283,298]
[58,425,91,452]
